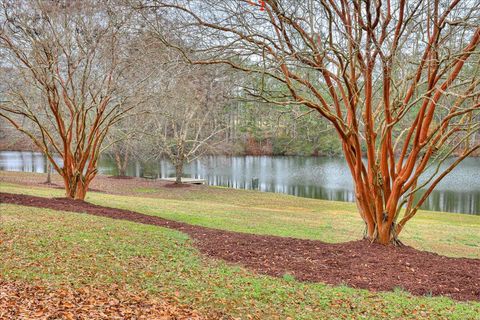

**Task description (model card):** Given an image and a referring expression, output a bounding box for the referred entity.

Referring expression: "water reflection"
[0,151,53,173]
[1,151,479,215]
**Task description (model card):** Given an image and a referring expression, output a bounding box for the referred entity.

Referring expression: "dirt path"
[1,192,479,302]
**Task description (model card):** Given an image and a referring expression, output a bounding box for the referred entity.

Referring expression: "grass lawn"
[1,174,480,318]
[1,173,479,259]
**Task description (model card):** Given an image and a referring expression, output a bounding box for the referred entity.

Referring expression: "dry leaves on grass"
[0,280,204,320]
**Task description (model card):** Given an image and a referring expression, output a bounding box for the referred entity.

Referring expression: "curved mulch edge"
[1,192,479,302]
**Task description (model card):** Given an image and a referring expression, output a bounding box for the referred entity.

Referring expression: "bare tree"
[145,63,230,183]
[104,111,147,177]
[0,0,142,199]
[142,0,479,244]
[102,34,156,178]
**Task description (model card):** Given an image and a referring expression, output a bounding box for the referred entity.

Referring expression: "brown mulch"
[1,192,479,302]
[0,172,209,197]
[0,280,205,320]
[164,183,192,188]
[107,175,134,179]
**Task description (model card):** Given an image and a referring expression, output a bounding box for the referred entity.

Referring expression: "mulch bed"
[164,183,192,188]
[107,175,134,179]
[0,280,205,320]
[1,192,479,302]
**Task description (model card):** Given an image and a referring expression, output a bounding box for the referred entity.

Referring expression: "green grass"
[2,203,479,319]
[1,181,479,258]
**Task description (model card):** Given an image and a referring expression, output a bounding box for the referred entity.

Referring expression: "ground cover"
[1,171,479,259]
[0,280,204,319]
[1,171,480,318]
[2,192,479,302]
[1,202,479,319]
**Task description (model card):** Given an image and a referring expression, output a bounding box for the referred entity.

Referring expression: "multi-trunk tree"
[146,0,479,244]
[0,0,143,199]
[143,58,231,184]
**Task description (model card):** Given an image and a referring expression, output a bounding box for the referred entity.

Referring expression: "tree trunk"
[74,183,88,200]
[46,160,51,184]
[364,218,395,245]
[175,162,183,184]
[114,149,129,177]
[355,191,401,245]
[63,174,89,200]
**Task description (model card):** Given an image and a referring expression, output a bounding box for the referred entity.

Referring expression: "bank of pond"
[1,151,479,215]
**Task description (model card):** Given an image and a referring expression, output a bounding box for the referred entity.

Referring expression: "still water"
[1,151,479,215]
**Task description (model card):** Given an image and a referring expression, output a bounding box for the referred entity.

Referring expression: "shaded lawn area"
[1,203,480,319]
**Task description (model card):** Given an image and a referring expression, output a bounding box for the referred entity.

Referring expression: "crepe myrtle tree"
[103,50,155,177]
[108,131,135,178]
[0,0,145,199]
[104,114,141,177]
[144,62,230,184]
[103,101,153,178]
[140,0,480,244]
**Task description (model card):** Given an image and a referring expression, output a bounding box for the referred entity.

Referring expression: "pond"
[1,151,479,215]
